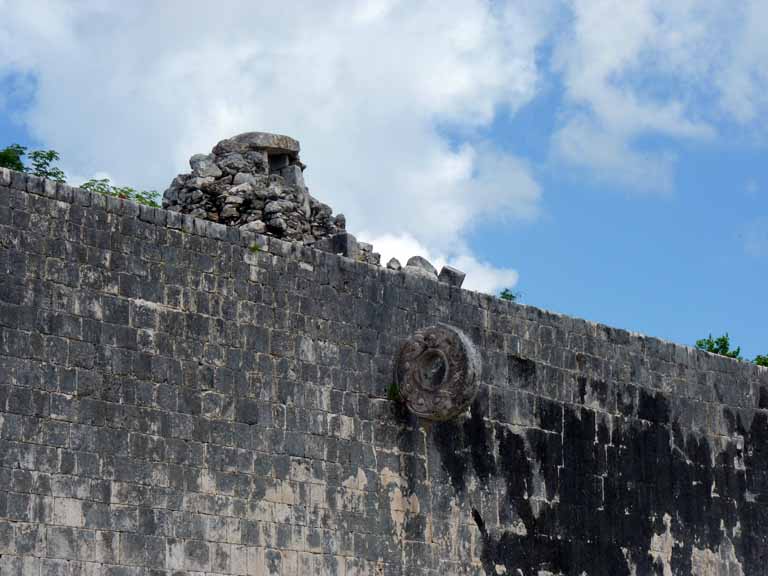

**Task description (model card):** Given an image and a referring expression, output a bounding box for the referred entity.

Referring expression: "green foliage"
[0,144,66,182]
[27,149,66,182]
[80,177,161,208]
[249,244,262,253]
[696,333,768,367]
[0,144,27,172]
[695,333,742,359]
[2,143,159,207]
[387,380,402,403]
[499,288,521,302]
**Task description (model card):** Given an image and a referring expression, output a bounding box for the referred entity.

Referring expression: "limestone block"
[438,265,466,288]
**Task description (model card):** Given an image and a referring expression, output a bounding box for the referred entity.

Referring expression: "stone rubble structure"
[162,132,463,281]
[163,132,343,243]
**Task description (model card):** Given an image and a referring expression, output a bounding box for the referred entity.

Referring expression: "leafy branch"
[80,178,161,208]
[695,333,741,359]
[1,143,158,206]
[695,332,767,366]
[0,143,66,181]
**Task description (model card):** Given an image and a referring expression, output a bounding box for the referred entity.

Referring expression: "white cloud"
[0,0,551,284]
[551,0,767,192]
[553,115,676,193]
[717,1,768,123]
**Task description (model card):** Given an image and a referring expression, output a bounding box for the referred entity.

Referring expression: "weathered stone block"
[438,265,465,287]
[10,170,27,191]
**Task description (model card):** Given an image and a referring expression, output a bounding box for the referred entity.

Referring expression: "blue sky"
[468,74,768,359]
[1,1,766,358]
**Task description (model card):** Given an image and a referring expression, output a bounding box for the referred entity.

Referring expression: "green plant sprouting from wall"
[387,380,402,403]
[499,288,521,302]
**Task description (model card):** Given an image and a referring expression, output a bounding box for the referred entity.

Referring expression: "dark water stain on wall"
[433,386,768,576]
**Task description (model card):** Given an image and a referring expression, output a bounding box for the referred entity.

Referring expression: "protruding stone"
[233,172,257,186]
[354,242,380,265]
[216,132,300,155]
[316,232,360,260]
[298,192,311,218]
[281,165,305,189]
[217,153,249,175]
[387,258,402,271]
[267,216,287,233]
[190,154,223,178]
[221,204,240,219]
[264,199,293,215]
[187,176,215,189]
[394,324,481,421]
[228,182,253,196]
[336,232,359,260]
[0,167,10,187]
[438,266,466,288]
[405,256,438,277]
[241,220,266,234]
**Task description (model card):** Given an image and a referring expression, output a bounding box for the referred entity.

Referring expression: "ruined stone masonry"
[2,159,768,575]
[163,132,384,267]
[162,132,469,283]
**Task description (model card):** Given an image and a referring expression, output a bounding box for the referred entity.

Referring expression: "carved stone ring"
[394,324,481,421]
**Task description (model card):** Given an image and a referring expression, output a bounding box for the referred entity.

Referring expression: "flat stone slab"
[219,132,300,154]
[438,265,466,288]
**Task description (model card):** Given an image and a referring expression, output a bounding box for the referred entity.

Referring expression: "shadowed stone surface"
[2,166,768,575]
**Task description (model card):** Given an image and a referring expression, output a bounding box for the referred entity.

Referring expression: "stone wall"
[1,167,768,575]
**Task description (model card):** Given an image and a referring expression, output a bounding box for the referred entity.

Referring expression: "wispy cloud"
[551,0,767,192]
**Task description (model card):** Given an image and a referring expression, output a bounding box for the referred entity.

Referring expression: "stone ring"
[394,324,481,421]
